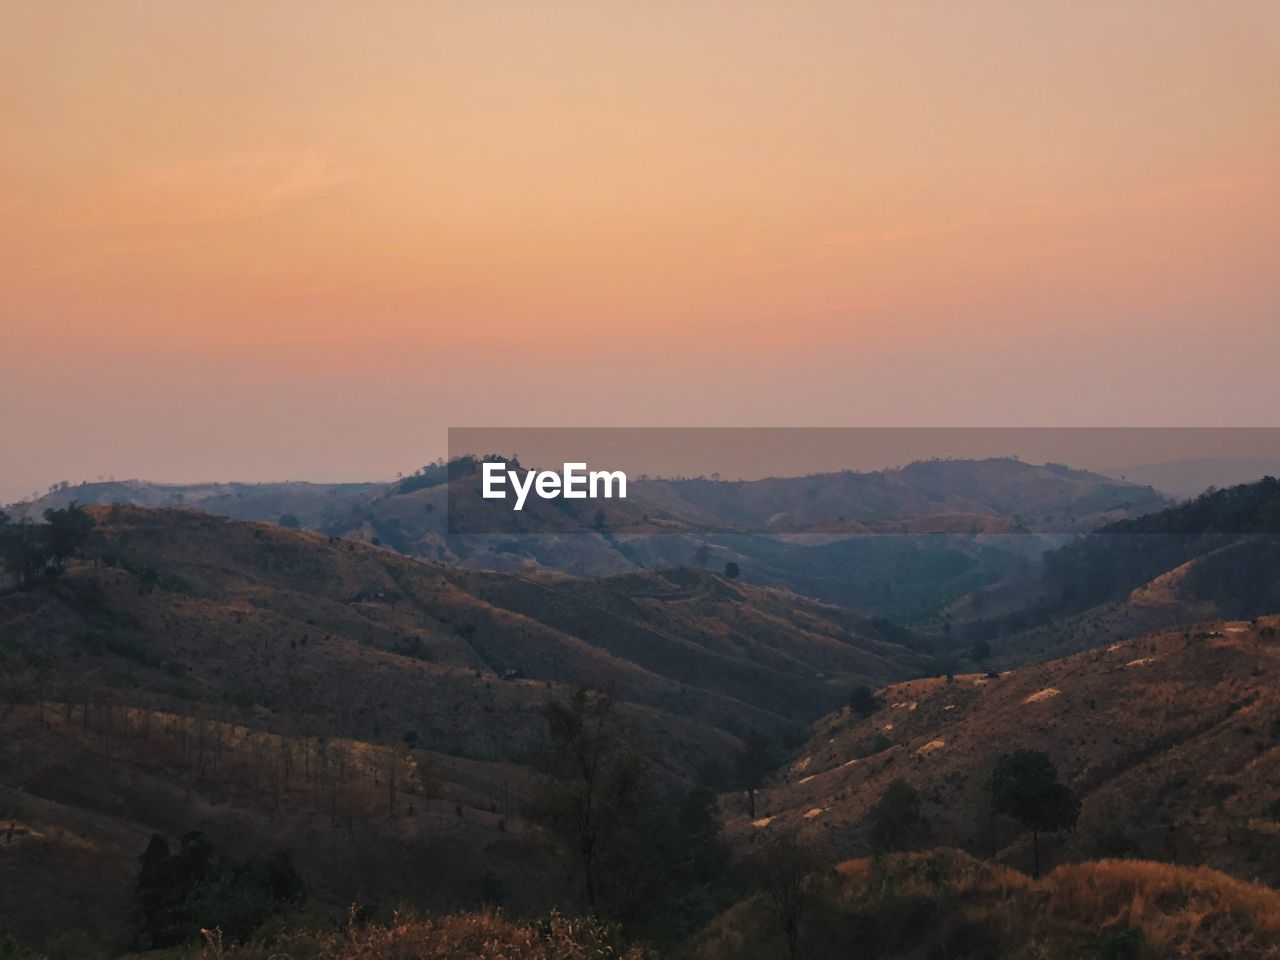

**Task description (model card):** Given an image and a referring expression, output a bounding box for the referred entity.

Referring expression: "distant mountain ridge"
[8,459,1169,621]
[10,458,1166,535]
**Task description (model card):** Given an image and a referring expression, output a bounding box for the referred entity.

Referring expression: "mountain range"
[3,469,1280,957]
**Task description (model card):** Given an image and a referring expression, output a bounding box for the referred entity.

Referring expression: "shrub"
[195,910,643,959]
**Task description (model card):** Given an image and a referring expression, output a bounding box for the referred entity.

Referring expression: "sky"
[3,1,1279,503]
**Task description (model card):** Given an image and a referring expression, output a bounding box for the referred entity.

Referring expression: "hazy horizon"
[11,427,1280,507]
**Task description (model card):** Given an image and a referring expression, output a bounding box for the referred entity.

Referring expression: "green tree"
[1,522,51,587]
[277,513,301,529]
[132,831,305,949]
[44,503,94,574]
[989,749,1080,878]
[849,684,880,718]
[532,685,646,911]
[723,561,740,580]
[866,778,929,853]
[597,786,726,945]
[0,931,38,960]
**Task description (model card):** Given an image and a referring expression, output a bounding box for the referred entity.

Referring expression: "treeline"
[393,454,513,496]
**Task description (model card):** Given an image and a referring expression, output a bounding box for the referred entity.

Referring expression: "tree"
[723,561,740,580]
[754,832,825,960]
[0,524,49,587]
[595,786,726,945]
[971,638,992,662]
[532,685,646,910]
[849,684,880,718]
[735,731,775,818]
[989,749,1080,878]
[0,506,93,587]
[693,543,710,567]
[132,831,305,949]
[866,779,929,853]
[277,513,301,529]
[44,503,94,574]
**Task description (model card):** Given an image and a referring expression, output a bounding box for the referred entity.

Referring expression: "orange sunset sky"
[3,2,1279,502]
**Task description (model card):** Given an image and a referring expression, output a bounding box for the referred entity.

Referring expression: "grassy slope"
[731,617,1280,885]
[697,848,1280,960]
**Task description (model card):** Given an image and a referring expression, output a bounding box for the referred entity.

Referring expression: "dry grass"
[836,847,1026,900]
[195,911,644,960]
[1043,859,1280,957]
[698,850,1280,960]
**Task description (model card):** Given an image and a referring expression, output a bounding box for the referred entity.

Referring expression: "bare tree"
[754,831,826,960]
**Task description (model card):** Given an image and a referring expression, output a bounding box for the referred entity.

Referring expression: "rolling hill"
[3,503,1280,957]
[1,506,932,769]
[0,505,930,950]
[8,459,1170,622]
[938,476,1280,664]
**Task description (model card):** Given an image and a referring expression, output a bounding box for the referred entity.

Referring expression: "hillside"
[730,617,1280,886]
[1,506,930,768]
[0,505,930,950]
[940,477,1280,662]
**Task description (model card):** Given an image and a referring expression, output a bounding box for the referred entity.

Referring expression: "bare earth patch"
[1023,687,1061,704]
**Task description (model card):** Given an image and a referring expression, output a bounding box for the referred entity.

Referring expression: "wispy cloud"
[60,144,357,233]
